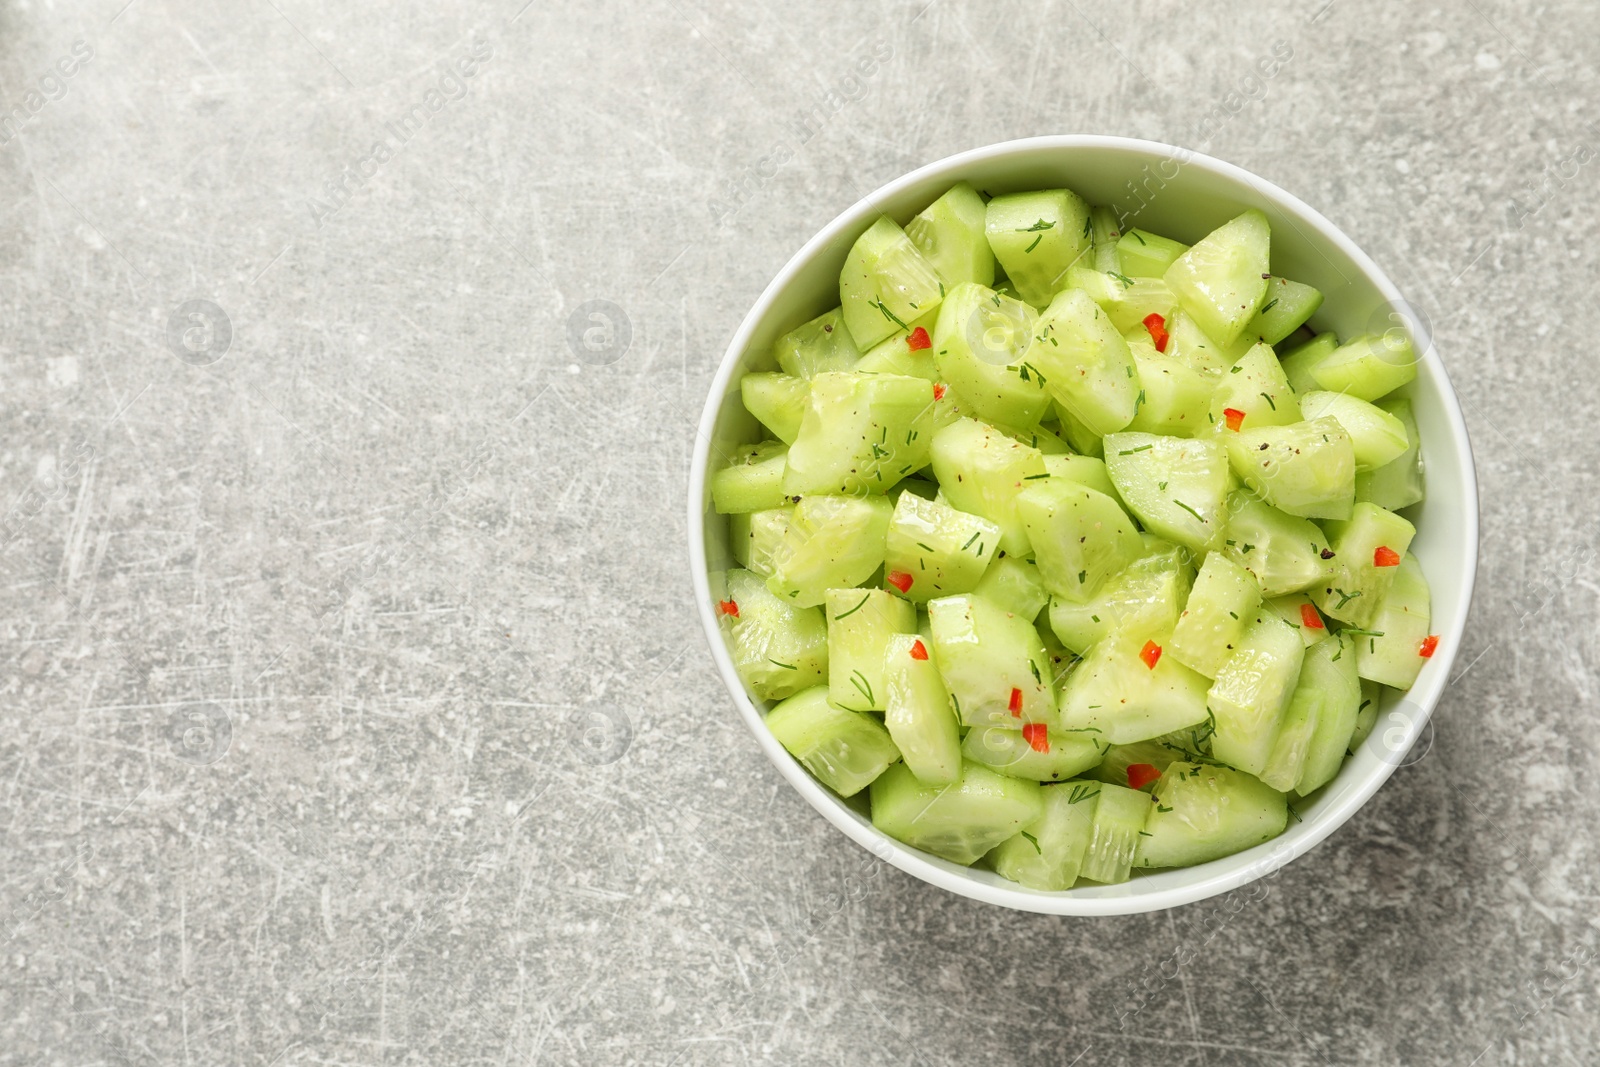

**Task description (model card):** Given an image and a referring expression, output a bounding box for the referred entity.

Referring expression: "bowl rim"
[686,134,1480,915]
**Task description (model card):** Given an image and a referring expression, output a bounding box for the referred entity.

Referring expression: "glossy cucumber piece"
[990,419,1071,454]
[766,494,893,607]
[711,442,789,514]
[973,555,1049,622]
[1264,592,1328,647]
[882,633,963,785]
[1311,502,1416,628]
[1220,491,1334,597]
[1310,332,1418,402]
[1125,344,1215,438]
[905,181,995,288]
[932,282,1051,428]
[1088,736,1189,787]
[1042,452,1120,500]
[1067,265,1178,335]
[1208,342,1302,432]
[1294,632,1362,795]
[1277,331,1340,394]
[961,724,1106,782]
[723,568,829,701]
[773,307,861,378]
[1117,227,1190,279]
[1163,209,1270,346]
[1355,398,1425,510]
[840,216,946,349]
[1207,612,1305,777]
[765,686,900,797]
[984,188,1091,308]
[870,760,1043,865]
[1047,543,1192,655]
[1299,391,1410,470]
[1246,276,1323,345]
[729,506,792,578]
[1350,679,1381,749]
[1053,401,1105,457]
[927,593,1057,727]
[1169,551,1263,678]
[740,372,809,444]
[1059,629,1212,744]
[1355,552,1432,689]
[1104,431,1232,553]
[928,417,1048,556]
[854,308,941,380]
[882,491,1001,604]
[1258,684,1321,792]
[1223,416,1356,521]
[1031,288,1140,435]
[1080,781,1150,883]
[1017,479,1143,603]
[783,371,936,497]
[826,588,915,712]
[990,781,1100,890]
[1167,308,1246,375]
[1135,761,1287,868]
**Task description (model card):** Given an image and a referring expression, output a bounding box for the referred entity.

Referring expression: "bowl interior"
[691,137,1477,915]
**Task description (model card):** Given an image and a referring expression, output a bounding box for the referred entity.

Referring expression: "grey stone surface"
[0,0,1595,1063]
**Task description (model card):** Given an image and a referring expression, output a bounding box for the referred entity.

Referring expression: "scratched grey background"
[0,0,1594,1064]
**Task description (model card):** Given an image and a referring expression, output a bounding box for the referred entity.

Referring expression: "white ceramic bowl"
[688,136,1478,915]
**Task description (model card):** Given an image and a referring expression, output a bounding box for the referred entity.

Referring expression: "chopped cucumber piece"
[1208,342,1302,432]
[1017,479,1143,603]
[1088,736,1188,787]
[882,492,1001,604]
[773,307,861,378]
[826,588,915,712]
[1258,685,1321,792]
[711,442,789,514]
[1299,391,1410,470]
[1163,209,1270,346]
[1350,680,1381,749]
[740,372,809,445]
[1135,762,1287,868]
[905,181,995,288]
[1042,452,1121,501]
[1277,331,1340,394]
[1089,204,1124,273]
[984,188,1091,308]
[767,495,893,607]
[1355,552,1432,689]
[1169,552,1263,678]
[730,506,793,578]
[1166,308,1245,375]
[1220,491,1333,597]
[882,633,963,785]
[1294,632,1362,795]
[1207,612,1305,777]
[1311,502,1416,628]
[932,282,1051,427]
[989,419,1071,454]
[1355,398,1425,510]
[1246,276,1324,345]
[1067,265,1178,335]
[855,307,942,380]
[1031,288,1140,436]
[1125,345,1215,438]
[991,782,1100,890]
[1080,781,1150,883]
[973,556,1049,622]
[724,568,829,700]
[870,761,1043,865]
[928,417,1048,555]
[1053,400,1106,457]
[1104,431,1232,553]
[765,687,900,797]
[1059,630,1212,744]
[783,371,936,497]
[927,593,1057,727]
[840,216,946,350]
[961,724,1106,782]
[1310,332,1418,402]
[1116,228,1190,279]
[1047,544,1192,656]
[1223,416,1356,521]
[1264,592,1329,647]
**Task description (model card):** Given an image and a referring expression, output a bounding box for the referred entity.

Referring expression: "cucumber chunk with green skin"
[1277,331,1340,395]
[723,569,829,700]
[1080,781,1150,883]
[826,589,916,712]
[1042,452,1121,502]
[1167,308,1245,375]
[973,555,1049,622]
[870,760,1043,865]
[1169,551,1263,678]
[1310,332,1419,402]
[773,307,861,378]
[1258,685,1321,792]
[882,491,1001,604]
[991,781,1099,890]
[1349,680,1381,750]
[1208,342,1302,432]
[1067,265,1178,335]
[928,417,1048,556]
[1207,612,1305,777]
[729,507,792,577]
[1134,761,1287,868]
[1048,544,1192,655]
[882,633,963,786]
[1117,228,1190,279]
[1059,629,1212,744]
[1355,552,1432,689]
[765,686,900,797]
[1223,416,1356,521]
[1355,398,1425,510]
[1163,209,1271,346]
[984,188,1092,308]
[740,372,809,444]
[1125,345,1216,438]
[1053,401,1106,457]
[1220,491,1334,597]
[1017,480,1144,603]
[1246,276,1324,345]
[961,724,1106,782]
[855,308,941,379]
[932,283,1051,428]
[1265,592,1328,647]
[1293,632,1363,795]
[767,495,894,608]
[1104,431,1232,553]
[1311,502,1416,628]
[1031,288,1140,436]
[783,371,936,497]
[928,593,1057,727]
[905,181,995,288]
[711,442,789,514]
[840,216,947,350]
[1299,391,1410,470]
[1089,205,1124,273]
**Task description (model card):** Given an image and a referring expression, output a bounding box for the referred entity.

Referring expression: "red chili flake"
[906,326,932,351]
[1008,687,1023,716]
[1142,312,1169,353]
[1300,603,1324,630]
[1139,640,1162,669]
[886,570,914,593]
[1223,407,1246,432]
[1419,634,1439,658]
[1127,763,1161,790]
[717,599,739,618]
[1022,722,1049,753]
[909,639,929,661]
[932,382,947,401]
[1374,546,1401,567]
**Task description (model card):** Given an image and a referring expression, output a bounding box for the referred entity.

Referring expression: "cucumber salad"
[711,181,1436,891]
